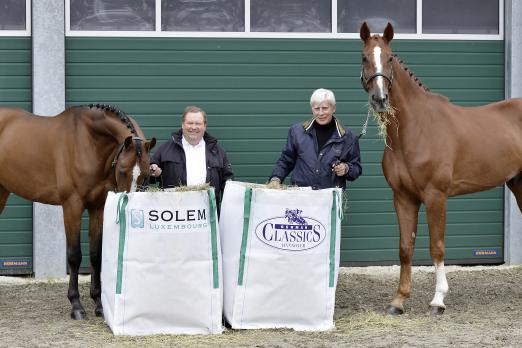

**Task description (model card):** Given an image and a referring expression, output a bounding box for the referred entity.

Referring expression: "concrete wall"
[504,0,522,264]
[32,0,66,278]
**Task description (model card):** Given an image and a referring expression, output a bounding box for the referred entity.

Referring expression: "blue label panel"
[0,258,33,269]
[472,249,498,257]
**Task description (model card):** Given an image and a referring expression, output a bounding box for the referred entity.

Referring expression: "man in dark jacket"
[267,88,362,190]
[149,106,234,212]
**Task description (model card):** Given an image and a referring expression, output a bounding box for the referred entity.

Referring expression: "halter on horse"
[0,104,155,319]
[359,22,522,315]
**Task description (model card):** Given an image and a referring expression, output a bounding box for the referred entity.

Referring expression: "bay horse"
[359,22,522,315]
[0,104,155,319]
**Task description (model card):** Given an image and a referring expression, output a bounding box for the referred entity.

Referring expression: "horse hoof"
[386,305,404,315]
[95,306,104,317]
[70,309,87,320]
[430,306,445,315]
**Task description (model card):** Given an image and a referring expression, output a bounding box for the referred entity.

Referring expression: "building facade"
[0,0,520,276]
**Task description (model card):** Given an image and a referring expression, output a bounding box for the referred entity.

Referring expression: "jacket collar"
[303,116,346,137]
[172,129,218,146]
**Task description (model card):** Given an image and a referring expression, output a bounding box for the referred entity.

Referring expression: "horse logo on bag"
[285,209,307,225]
[255,208,327,251]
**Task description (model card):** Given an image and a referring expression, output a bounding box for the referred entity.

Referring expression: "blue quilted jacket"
[270,117,362,190]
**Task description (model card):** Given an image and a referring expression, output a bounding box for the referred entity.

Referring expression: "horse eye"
[362,56,368,63]
[388,57,393,63]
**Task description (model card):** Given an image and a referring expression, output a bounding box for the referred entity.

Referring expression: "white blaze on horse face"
[130,163,141,193]
[430,262,449,309]
[372,46,386,94]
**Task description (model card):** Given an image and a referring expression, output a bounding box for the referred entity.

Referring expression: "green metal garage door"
[0,37,33,274]
[66,37,504,268]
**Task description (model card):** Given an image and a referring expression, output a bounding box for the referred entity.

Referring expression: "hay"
[144,183,211,192]
[263,181,307,191]
[267,184,303,191]
[335,311,427,333]
[369,105,398,148]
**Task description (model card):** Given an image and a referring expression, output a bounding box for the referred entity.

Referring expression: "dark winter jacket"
[270,117,362,190]
[150,130,234,210]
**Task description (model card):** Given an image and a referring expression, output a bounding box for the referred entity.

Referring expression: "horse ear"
[383,22,394,43]
[145,138,156,151]
[123,135,133,149]
[360,22,371,42]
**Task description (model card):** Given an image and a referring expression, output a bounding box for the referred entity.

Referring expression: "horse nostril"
[372,94,388,105]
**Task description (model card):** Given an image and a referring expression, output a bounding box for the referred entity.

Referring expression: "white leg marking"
[372,46,385,94]
[430,262,449,308]
[130,163,140,193]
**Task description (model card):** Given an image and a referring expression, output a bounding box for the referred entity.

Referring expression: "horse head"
[360,22,395,112]
[86,104,157,193]
[112,135,156,193]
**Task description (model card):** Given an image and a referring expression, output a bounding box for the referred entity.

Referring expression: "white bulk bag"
[101,190,223,335]
[219,181,342,331]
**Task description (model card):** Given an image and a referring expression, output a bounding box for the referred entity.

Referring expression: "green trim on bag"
[238,188,253,286]
[208,188,219,289]
[329,191,338,288]
[116,193,129,294]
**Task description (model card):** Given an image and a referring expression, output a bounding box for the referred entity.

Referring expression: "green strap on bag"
[329,190,340,288]
[115,193,129,294]
[238,188,253,286]
[208,188,220,289]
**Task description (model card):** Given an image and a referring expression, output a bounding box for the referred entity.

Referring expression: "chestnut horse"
[359,22,522,315]
[0,104,155,319]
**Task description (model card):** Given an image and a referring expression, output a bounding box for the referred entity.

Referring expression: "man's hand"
[332,162,349,177]
[267,177,281,189]
[150,164,162,177]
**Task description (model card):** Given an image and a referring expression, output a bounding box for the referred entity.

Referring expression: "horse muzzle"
[370,90,390,113]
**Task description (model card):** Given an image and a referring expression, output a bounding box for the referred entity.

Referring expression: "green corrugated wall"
[65,37,504,267]
[0,37,33,273]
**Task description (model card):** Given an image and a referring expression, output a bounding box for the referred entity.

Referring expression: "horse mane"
[81,104,143,157]
[83,104,139,136]
[392,54,430,92]
[392,54,449,102]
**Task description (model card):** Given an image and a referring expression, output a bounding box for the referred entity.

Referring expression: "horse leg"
[507,174,522,212]
[424,190,449,315]
[387,192,420,315]
[88,207,104,317]
[63,200,87,320]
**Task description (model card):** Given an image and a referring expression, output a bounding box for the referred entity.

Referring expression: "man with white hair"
[267,88,362,189]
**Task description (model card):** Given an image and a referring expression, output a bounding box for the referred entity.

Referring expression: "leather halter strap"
[360,66,394,93]
[111,136,144,168]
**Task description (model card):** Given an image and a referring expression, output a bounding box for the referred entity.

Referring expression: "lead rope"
[358,109,371,139]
